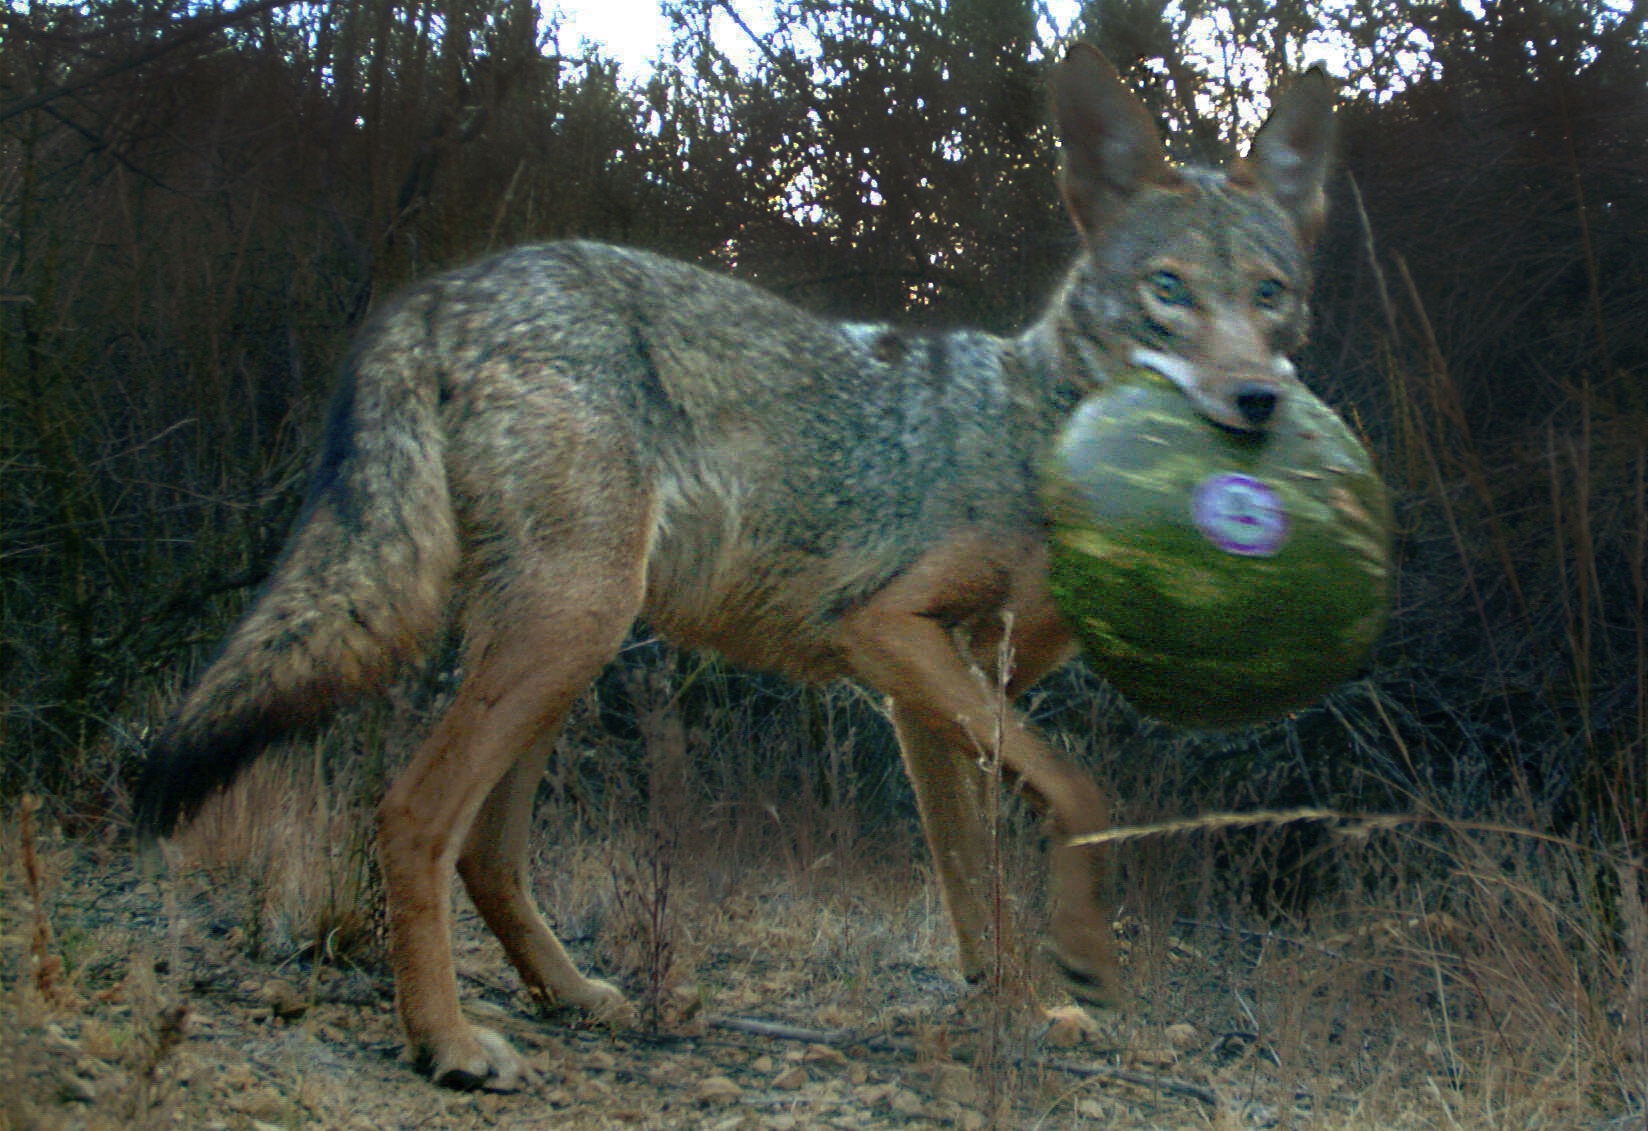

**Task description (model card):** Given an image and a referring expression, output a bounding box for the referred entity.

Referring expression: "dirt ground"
[3,802,1644,1131]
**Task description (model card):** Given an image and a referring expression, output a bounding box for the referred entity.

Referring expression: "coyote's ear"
[1053,44,1177,239]
[1232,66,1336,246]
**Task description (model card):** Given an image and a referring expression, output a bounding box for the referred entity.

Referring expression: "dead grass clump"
[170,735,384,965]
[1074,799,1647,1128]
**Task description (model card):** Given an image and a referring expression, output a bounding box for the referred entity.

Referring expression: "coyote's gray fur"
[136,45,1335,1090]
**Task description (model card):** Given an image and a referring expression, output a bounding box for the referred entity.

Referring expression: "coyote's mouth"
[1130,347,1286,434]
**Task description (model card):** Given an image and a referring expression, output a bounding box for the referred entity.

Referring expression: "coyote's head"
[1052,46,1336,433]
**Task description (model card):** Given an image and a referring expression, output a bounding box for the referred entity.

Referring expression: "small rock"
[55,1069,98,1104]
[854,1082,896,1106]
[43,1023,80,1052]
[232,1085,288,1121]
[772,1065,808,1090]
[1078,1097,1121,1119]
[889,1087,926,1117]
[928,1062,976,1104]
[261,979,308,1020]
[1125,1043,1179,1067]
[804,1043,848,1067]
[691,1075,742,1105]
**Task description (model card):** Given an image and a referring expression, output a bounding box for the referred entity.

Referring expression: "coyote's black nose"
[1234,386,1279,427]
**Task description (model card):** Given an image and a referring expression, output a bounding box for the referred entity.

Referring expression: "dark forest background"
[2,0,1645,859]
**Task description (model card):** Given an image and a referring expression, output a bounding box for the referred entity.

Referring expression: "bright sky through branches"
[548,0,675,72]
[548,0,1085,75]
[546,1,1604,109]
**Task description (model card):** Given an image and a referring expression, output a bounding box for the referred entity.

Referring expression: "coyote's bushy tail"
[134,316,459,838]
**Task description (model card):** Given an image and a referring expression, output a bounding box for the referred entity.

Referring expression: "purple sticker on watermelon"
[1191,473,1288,557]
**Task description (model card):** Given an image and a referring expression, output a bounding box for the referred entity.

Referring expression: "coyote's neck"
[1007,296,1108,427]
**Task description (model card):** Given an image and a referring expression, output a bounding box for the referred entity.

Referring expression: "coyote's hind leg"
[377,566,644,1090]
[456,732,633,1027]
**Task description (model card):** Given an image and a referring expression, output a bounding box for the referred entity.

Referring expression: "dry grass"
[7,676,1643,1129]
[168,744,386,966]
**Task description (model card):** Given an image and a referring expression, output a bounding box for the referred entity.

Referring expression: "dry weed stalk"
[1068,807,1590,851]
[970,615,1024,1128]
[608,668,689,1027]
[1619,858,1648,1083]
[19,793,83,1010]
[121,1003,189,1125]
[900,614,1094,1127]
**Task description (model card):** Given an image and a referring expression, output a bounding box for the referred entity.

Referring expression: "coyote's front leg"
[839,582,1121,1007]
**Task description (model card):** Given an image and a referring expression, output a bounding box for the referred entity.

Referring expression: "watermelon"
[1038,365,1392,728]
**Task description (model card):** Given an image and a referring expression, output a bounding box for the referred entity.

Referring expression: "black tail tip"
[131,760,189,843]
[130,722,241,843]
[132,704,306,844]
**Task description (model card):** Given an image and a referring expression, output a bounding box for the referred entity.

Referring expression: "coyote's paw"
[1047,911,1125,1009]
[1049,942,1126,1010]
[415,1024,535,1092]
[1037,1002,1109,1048]
[569,976,635,1028]
[537,974,634,1028]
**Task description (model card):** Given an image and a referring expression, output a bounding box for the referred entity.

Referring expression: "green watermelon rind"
[1039,368,1392,729]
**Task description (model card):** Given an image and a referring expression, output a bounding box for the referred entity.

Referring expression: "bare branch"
[0,0,300,125]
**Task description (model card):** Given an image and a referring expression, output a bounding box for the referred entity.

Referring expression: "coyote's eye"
[1254,278,1287,309]
[1148,271,1192,307]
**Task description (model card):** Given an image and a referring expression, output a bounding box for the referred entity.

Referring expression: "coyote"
[137,45,1335,1090]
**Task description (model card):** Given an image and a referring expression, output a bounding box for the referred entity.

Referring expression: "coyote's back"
[138,45,1336,1093]
[136,239,1069,833]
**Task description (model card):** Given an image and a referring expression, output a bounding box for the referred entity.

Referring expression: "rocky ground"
[3,799,1642,1131]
